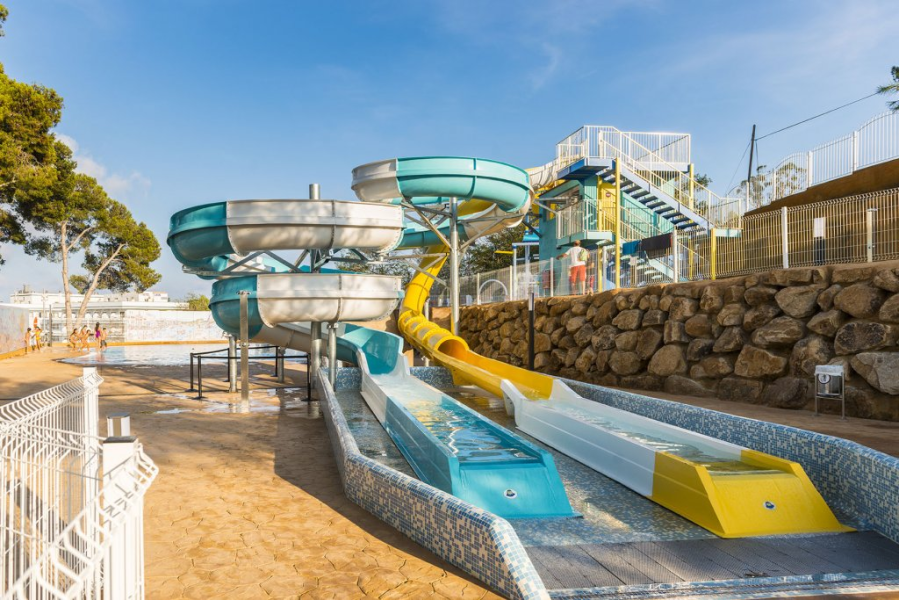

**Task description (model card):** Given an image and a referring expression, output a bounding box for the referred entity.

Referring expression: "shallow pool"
[61,343,232,366]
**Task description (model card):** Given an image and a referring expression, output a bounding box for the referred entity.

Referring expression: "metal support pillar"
[277,347,286,383]
[688,163,695,210]
[239,291,249,402]
[228,336,237,393]
[309,182,320,200]
[614,159,621,289]
[422,300,431,367]
[310,322,322,393]
[449,197,460,335]
[328,322,337,388]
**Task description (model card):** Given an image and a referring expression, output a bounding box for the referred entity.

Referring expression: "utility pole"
[746,124,756,212]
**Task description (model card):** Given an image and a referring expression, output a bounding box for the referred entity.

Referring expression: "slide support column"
[450,196,460,335]
[308,182,323,395]
[328,322,337,388]
[239,291,249,402]
[614,159,621,289]
[228,335,237,393]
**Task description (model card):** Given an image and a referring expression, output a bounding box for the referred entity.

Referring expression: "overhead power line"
[756,92,879,141]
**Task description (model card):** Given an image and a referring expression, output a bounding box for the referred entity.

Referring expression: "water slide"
[170,156,848,537]
[167,160,574,519]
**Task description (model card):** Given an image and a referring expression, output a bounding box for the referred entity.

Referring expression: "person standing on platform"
[558,240,589,295]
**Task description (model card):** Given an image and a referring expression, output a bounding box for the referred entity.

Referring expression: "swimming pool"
[61,343,231,366]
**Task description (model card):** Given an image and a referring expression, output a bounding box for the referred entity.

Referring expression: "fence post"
[102,416,140,600]
[852,130,859,172]
[528,292,535,370]
[671,229,679,283]
[228,336,237,393]
[239,291,249,402]
[807,151,814,187]
[866,208,876,263]
[710,228,717,281]
[549,257,555,297]
[476,273,481,305]
[781,207,790,269]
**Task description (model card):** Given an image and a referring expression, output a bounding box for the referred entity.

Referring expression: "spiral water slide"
[168,158,575,519]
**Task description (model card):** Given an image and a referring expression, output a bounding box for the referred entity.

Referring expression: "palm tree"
[878,66,899,111]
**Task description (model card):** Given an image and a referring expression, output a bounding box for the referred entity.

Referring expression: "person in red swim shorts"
[558,240,588,295]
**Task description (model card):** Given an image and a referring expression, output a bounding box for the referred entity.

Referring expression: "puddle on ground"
[148,387,321,418]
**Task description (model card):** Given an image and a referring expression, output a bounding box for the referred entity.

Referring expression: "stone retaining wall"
[459,261,899,420]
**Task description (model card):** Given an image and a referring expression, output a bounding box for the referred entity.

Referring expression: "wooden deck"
[528,531,899,592]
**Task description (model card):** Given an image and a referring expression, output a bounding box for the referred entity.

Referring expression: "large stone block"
[565,315,587,334]
[685,314,717,338]
[615,330,640,352]
[550,326,566,346]
[790,335,834,378]
[717,303,746,327]
[718,376,765,403]
[879,293,899,323]
[620,374,664,391]
[744,285,778,306]
[769,267,828,287]
[850,352,899,394]
[873,268,899,292]
[573,323,595,347]
[761,377,810,409]
[699,287,724,313]
[574,347,596,373]
[832,265,877,284]
[690,354,735,379]
[817,284,843,311]
[609,350,642,375]
[593,301,619,326]
[612,309,643,331]
[775,285,819,318]
[734,345,788,379]
[743,304,781,331]
[534,351,551,370]
[570,299,590,316]
[686,338,716,361]
[834,321,899,355]
[713,326,747,353]
[534,332,552,353]
[594,349,612,373]
[638,294,660,311]
[668,297,699,322]
[642,309,666,326]
[591,325,619,351]
[806,310,845,337]
[564,347,580,368]
[664,375,717,398]
[833,283,887,319]
[648,344,688,376]
[664,320,690,344]
[558,335,577,350]
[636,328,664,360]
[750,316,806,348]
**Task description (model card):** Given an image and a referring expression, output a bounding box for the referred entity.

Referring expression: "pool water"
[404,398,538,463]
[552,403,777,475]
[60,343,259,366]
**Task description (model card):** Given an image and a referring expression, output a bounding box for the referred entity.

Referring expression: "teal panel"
[167,202,234,271]
[208,276,263,338]
[396,157,529,212]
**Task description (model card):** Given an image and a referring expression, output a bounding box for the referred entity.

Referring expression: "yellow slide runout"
[652,449,852,538]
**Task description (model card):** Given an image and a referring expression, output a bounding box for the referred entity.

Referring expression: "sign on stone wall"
[122,310,224,343]
[0,304,30,355]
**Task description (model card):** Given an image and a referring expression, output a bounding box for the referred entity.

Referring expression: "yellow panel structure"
[652,450,852,538]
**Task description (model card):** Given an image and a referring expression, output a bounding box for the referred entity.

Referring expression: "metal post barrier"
[277,347,286,383]
[672,229,680,283]
[102,417,139,599]
[781,207,790,269]
[239,291,249,402]
[186,352,196,392]
[614,159,621,289]
[528,292,535,370]
[228,336,237,393]
[310,322,321,398]
[196,356,204,399]
[710,228,717,280]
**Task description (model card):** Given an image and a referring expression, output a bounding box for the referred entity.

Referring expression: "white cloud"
[57,134,151,201]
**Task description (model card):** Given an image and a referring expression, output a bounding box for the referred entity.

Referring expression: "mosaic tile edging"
[321,369,550,600]
[563,378,899,544]
[549,570,899,599]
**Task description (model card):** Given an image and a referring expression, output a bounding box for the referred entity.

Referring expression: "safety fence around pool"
[0,368,157,600]
[428,186,899,306]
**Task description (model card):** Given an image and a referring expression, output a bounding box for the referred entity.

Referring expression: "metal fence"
[734,111,899,208]
[1,368,157,599]
[451,187,899,303]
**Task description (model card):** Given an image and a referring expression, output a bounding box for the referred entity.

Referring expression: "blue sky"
[1,0,897,300]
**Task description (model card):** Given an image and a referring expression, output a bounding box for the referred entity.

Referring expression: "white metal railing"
[732,111,899,208]
[1,368,157,600]
[555,126,743,229]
